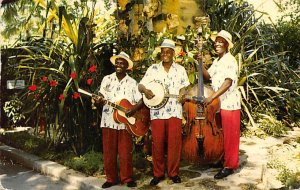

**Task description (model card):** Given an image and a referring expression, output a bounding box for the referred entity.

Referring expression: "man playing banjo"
[138,39,190,186]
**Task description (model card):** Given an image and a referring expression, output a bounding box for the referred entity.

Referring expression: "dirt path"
[134,127,300,190]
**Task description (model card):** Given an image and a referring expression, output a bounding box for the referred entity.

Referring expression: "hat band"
[118,54,129,60]
[161,42,175,48]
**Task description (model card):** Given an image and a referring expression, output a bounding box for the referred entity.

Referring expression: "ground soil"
[128,127,300,190]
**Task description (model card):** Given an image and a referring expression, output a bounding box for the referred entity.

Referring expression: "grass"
[0,130,103,176]
[0,129,150,178]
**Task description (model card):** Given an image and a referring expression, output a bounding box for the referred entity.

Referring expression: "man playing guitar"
[93,51,143,189]
[138,39,190,186]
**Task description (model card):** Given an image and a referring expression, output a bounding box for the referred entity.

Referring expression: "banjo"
[142,80,180,109]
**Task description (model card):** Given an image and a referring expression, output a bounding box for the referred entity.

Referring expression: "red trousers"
[151,117,182,178]
[221,109,241,169]
[102,128,133,184]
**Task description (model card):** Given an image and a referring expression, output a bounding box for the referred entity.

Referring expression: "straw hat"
[160,39,175,50]
[211,30,234,49]
[110,51,134,70]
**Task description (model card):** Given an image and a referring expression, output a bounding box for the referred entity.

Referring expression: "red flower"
[42,76,47,82]
[49,80,58,87]
[59,94,64,101]
[28,85,37,91]
[88,65,97,72]
[86,78,93,85]
[70,72,76,79]
[73,92,80,99]
[178,51,185,56]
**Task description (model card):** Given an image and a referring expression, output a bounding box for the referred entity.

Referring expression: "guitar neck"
[106,101,127,112]
[78,88,127,112]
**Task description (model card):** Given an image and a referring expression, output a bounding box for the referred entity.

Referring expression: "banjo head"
[143,80,169,109]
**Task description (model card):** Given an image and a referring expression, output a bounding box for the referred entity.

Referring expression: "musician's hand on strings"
[179,87,189,104]
[144,89,155,100]
[195,52,203,61]
[93,94,105,106]
[204,96,213,106]
[125,109,136,118]
[178,94,187,104]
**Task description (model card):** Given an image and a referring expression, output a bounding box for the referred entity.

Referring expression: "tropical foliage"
[1,0,118,154]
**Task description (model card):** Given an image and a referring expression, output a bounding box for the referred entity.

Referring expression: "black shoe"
[102,181,115,188]
[214,168,234,179]
[150,176,165,186]
[170,175,181,183]
[127,180,137,187]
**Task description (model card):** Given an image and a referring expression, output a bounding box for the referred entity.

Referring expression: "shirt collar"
[158,61,177,68]
[216,52,232,62]
[112,72,129,82]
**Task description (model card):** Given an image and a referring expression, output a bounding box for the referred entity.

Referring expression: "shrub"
[64,150,103,175]
[0,131,47,155]
[258,113,289,137]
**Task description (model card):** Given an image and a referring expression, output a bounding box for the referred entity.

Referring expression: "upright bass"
[181,38,224,165]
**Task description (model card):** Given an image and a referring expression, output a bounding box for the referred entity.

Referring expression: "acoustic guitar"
[78,88,150,137]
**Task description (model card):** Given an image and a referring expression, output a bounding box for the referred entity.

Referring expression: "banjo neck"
[165,94,180,98]
[165,94,194,101]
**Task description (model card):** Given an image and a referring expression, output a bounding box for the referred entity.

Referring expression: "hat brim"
[211,35,234,49]
[110,55,133,70]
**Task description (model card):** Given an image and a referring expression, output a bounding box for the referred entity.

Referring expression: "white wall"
[247,0,286,23]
